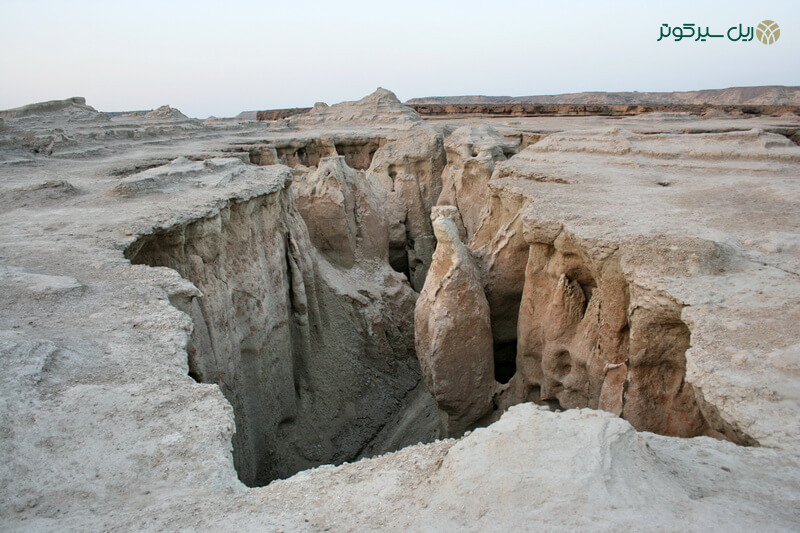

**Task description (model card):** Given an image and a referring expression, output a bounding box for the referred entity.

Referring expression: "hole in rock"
[389,242,411,280]
[124,198,439,487]
[501,147,517,159]
[493,340,517,384]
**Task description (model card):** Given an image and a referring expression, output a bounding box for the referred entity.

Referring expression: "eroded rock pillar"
[414,206,495,435]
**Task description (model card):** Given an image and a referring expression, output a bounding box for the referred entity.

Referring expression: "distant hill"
[406,86,800,106]
[235,111,258,120]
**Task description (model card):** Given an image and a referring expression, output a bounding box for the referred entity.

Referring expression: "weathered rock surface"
[437,124,518,240]
[290,88,422,126]
[244,125,445,289]
[111,156,250,196]
[0,97,204,160]
[415,206,496,435]
[123,159,435,486]
[0,92,799,531]
[293,155,388,268]
[0,96,104,120]
[418,125,800,449]
[366,126,446,289]
[143,105,190,120]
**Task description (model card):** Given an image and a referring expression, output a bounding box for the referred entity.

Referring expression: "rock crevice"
[126,169,439,486]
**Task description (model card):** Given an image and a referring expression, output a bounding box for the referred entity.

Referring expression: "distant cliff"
[405,85,800,106]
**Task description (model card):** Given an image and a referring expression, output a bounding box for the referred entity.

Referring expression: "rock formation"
[293,155,388,268]
[415,206,496,435]
[366,126,446,289]
[1,91,799,530]
[290,88,422,125]
[437,124,518,240]
[243,125,446,290]
[416,125,800,449]
[0,96,104,120]
[406,85,800,105]
[143,105,190,120]
[123,158,436,486]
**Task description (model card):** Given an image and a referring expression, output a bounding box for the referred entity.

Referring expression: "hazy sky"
[1,0,798,117]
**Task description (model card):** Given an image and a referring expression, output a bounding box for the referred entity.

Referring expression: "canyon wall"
[126,165,438,486]
[413,126,788,445]
[408,103,800,117]
[245,90,448,290]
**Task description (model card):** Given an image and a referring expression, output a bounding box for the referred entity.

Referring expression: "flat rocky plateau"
[0,90,799,531]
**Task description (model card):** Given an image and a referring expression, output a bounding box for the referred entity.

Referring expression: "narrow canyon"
[118,90,762,486]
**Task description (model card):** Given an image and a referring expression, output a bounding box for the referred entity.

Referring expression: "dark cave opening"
[493,340,518,384]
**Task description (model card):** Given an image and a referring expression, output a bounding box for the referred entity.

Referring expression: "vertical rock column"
[367,127,446,290]
[414,206,496,436]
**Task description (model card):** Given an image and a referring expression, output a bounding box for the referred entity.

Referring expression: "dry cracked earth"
[1,89,799,531]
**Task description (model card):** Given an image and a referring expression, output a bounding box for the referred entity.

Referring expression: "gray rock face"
[125,160,436,485]
[293,156,388,268]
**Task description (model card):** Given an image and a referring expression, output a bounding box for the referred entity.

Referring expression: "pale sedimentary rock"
[290,87,422,126]
[249,138,337,167]
[367,126,446,289]
[508,227,712,438]
[143,105,189,120]
[0,96,102,120]
[437,127,800,447]
[125,161,436,486]
[437,125,518,241]
[2,92,800,531]
[293,156,388,268]
[247,114,445,290]
[468,188,529,356]
[415,206,496,435]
